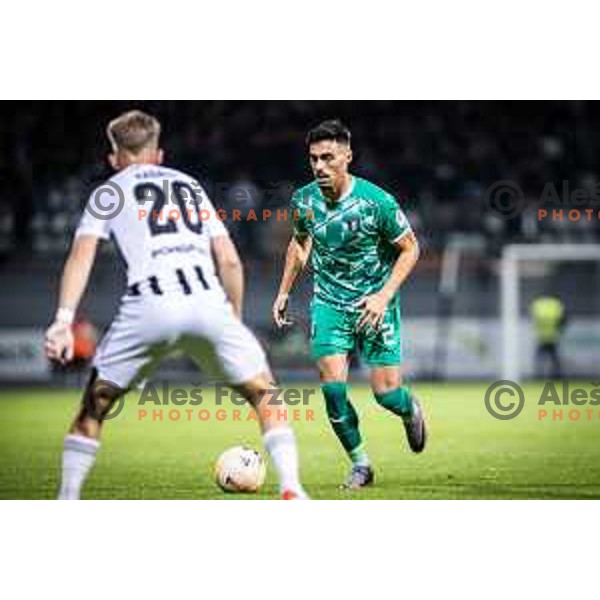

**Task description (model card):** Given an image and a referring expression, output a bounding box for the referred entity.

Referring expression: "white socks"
[57,429,302,499]
[57,434,100,500]
[263,427,304,496]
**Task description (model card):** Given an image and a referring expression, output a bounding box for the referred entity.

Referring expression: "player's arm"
[382,230,420,297]
[44,235,100,363]
[272,188,313,328]
[273,234,312,328]
[357,230,419,330]
[211,234,245,319]
[357,194,420,330]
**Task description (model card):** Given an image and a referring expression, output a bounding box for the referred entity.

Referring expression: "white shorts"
[93,290,269,390]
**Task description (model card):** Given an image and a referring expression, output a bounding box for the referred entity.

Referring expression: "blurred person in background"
[223,170,262,256]
[530,294,567,379]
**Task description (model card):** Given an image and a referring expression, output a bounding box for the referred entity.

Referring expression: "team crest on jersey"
[346,217,360,232]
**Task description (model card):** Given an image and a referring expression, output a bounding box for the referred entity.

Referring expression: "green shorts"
[310,300,402,366]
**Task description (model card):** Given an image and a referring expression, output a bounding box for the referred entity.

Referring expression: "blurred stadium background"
[1,100,599,386]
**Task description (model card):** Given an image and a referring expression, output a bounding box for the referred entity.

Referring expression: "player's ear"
[156,149,164,165]
[346,146,353,165]
[108,153,119,170]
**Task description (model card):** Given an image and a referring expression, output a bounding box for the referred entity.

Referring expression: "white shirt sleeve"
[74,188,115,240]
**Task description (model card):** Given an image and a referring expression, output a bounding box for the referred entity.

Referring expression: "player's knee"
[238,371,273,395]
[235,371,280,407]
[372,381,397,396]
[370,369,401,395]
[318,359,347,383]
[80,375,124,422]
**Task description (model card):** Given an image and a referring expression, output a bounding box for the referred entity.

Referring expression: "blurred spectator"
[530,295,567,379]
[222,171,262,256]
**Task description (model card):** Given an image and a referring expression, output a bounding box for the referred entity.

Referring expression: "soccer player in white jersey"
[44,110,307,500]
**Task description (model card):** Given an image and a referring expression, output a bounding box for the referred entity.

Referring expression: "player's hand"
[272,293,293,328]
[356,291,391,332]
[44,321,74,364]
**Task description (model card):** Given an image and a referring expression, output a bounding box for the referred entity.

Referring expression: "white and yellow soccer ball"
[214,446,266,493]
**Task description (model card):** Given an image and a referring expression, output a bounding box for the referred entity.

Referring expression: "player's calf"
[372,383,427,453]
[232,372,307,498]
[318,355,372,475]
[321,381,371,469]
[370,366,426,452]
[58,371,124,500]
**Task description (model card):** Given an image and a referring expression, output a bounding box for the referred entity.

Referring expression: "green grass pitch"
[1,381,600,499]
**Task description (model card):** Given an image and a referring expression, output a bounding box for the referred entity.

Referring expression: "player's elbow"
[213,236,243,272]
[291,235,311,267]
[219,253,243,274]
[296,248,309,269]
[411,237,420,263]
[394,231,420,263]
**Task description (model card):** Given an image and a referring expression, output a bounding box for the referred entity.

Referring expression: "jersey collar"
[319,175,355,205]
[338,175,355,202]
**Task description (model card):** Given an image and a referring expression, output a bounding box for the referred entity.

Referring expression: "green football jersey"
[291,176,411,311]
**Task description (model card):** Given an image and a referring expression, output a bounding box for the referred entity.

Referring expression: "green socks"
[321,383,414,466]
[374,386,414,420]
[321,382,370,467]
[349,444,370,467]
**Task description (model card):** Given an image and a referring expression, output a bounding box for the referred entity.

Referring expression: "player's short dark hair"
[306,119,351,146]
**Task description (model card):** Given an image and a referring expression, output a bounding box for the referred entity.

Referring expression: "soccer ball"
[214,446,266,493]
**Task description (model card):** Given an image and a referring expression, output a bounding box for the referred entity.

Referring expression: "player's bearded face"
[309,140,352,194]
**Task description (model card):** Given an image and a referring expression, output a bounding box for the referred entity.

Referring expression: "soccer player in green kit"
[272,119,426,489]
